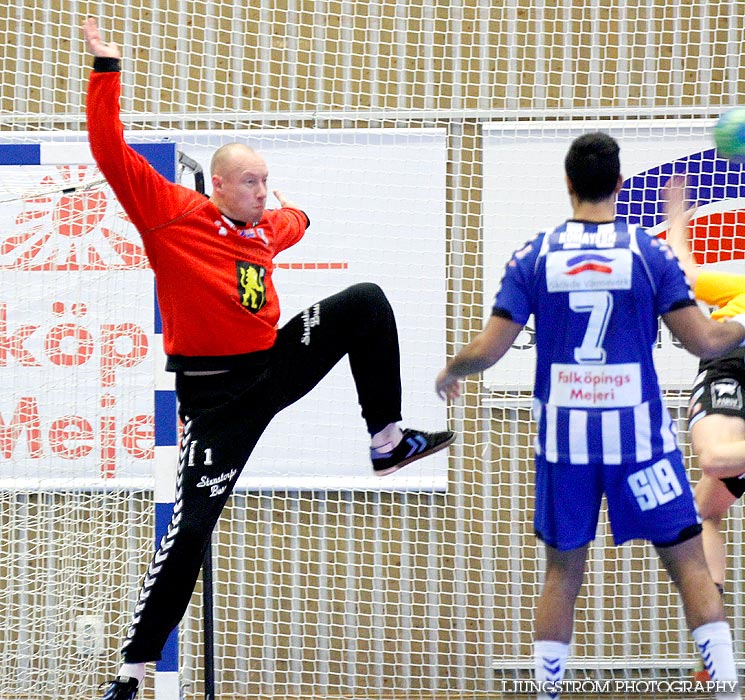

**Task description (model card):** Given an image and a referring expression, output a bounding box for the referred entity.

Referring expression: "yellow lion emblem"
[236,262,266,312]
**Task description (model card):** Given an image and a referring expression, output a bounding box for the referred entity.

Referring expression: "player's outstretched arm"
[662,175,700,286]
[663,305,745,359]
[82,18,121,59]
[83,17,190,235]
[436,315,522,400]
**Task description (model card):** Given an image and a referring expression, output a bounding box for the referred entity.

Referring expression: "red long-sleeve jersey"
[86,62,308,371]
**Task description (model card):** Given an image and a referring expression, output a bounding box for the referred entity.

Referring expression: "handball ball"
[713,107,745,162]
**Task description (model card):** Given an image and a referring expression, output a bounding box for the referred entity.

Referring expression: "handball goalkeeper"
[83,17,454,700]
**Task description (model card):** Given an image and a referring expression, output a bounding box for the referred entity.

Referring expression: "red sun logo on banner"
[0,165,149,271]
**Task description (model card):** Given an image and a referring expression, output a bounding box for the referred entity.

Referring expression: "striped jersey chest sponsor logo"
[549,363,642,408]
[546,248,632,292]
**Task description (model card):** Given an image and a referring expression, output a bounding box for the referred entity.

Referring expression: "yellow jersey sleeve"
[695,270,745,320]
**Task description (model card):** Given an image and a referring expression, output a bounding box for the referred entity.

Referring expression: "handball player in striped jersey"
[436,133,742,700]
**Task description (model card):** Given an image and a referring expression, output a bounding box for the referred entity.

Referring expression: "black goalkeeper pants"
[121,282,403,662]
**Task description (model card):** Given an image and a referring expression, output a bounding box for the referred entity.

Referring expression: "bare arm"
[662,175,700,287]
[694,416,745,478]
[435,315,523,400]
[663,304,745,359]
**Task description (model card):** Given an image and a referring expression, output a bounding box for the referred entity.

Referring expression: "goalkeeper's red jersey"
[86,65,308,371]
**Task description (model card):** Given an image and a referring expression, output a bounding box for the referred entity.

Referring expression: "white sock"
[370,423,403,452]
[117,662,145,684]
[534,640,569,700]
[692,621,739,699]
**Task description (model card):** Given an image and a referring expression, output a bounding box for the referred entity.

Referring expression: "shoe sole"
[374,432,456,477]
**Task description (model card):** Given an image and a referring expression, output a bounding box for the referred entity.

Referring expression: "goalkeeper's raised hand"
[662,174,699,286]
[83,18,121,59]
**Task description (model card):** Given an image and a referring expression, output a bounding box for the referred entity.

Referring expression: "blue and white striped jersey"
[493,219,696,464]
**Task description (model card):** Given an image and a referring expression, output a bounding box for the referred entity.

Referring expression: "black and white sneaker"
[371,428,455,476]
[100,676,139,700]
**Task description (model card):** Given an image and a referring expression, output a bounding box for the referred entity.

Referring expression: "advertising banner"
[0,130,448,491]
[482,119,745,394]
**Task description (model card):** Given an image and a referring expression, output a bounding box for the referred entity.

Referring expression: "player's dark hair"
[564,132,621,203]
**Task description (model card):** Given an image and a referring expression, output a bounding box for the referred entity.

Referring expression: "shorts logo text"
[627,459,683,511]
[197,468,237,498]
[301,303,320,346]
[711,379,743,411]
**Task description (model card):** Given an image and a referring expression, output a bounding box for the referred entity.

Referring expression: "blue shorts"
[534,450,701,551]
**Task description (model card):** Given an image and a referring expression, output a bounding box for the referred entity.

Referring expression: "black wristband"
[92,56,121,73]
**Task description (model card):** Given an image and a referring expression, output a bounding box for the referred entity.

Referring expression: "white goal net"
[2,2,745,700]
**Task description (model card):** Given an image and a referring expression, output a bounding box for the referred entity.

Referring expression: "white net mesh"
[2,2,745,700]
[0,167,154,698]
